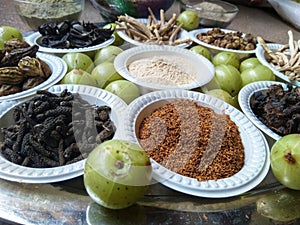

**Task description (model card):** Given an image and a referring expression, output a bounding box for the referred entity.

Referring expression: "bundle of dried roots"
[116,7,191,46]
[258,30,300,82]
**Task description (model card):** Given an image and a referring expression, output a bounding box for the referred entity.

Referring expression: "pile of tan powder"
[18,0,82,19]
[196,2,232,22]
[128,55,197,86]
[138,99,245,181]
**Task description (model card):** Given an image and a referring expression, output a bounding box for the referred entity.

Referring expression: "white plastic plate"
[116,18,192,48]
[0,84,128,183]
[256,43,300,87]
[0,52,67,102]
[124,89,270,198]
[189,28,256,58]
[24,32,115,54]
[238,80,291,141]
[114,45,214,94]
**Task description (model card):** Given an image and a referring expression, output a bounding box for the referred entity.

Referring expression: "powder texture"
[19,0,82,19]
[197,2,233,22]
[128,56,197,86]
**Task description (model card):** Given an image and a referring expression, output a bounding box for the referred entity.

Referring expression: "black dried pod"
[12,120,28,153]
[2,147,24,165]
[96,120,116,143]
[34,102,51,117]
[38,22,58,36]
[63,143,80,161]
[0,89,116,168]
[45,106,72,117]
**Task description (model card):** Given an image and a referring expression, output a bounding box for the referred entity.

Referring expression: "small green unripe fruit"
[62,52,94,73]
[105,80,140,104]
[94,45,123,65]
[91,61,124,88]
[270,134,300,190]
[61,69,98,87]
[190,45,211,60]
[84,139,152,209]
[0,26,23,49]
[206,89,236,107]
[212,51,240,69]
[177,10,200,31]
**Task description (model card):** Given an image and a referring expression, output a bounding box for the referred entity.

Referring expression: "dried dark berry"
[250,84,300,136]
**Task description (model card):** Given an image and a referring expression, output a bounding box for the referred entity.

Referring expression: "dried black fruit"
[0,45,39,67]
[38,20,114,49]
[250,84,300,136]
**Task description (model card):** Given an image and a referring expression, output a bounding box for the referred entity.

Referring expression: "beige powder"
[196,2,233,22]
[128,56,197,86]
[19,0,82,19]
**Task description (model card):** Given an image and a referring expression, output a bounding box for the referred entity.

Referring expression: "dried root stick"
[116,8,191,46]
[257,36,278,62]
[258,32,300,82]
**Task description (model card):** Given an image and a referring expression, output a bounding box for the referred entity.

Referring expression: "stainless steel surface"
[0,170,295,225]
[1,1,300,224]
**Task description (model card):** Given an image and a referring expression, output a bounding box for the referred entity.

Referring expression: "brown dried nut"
[197,28,256,50]
[18,56,46,77]
[0,84,21,96]
[4,38,30,53]
[0,66,25,85]
[0,45,39,67]
[22,76,45,90]
[39,58,52,78]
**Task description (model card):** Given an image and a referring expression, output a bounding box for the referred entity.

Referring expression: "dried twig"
[116,8,191,46]
[258,31,300,82]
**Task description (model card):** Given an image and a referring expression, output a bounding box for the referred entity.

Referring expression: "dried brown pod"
[0,66,25,85]
[18,56,51,78]
[4,38,30,52]
[22,76,45,90]
[0,84,21,96]
[0,45,39,67]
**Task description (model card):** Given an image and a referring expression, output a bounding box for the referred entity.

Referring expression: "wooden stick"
[160,9,165,26]
[147,7,158,24]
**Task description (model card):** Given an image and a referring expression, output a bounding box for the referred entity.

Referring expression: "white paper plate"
[0,53,67,102]
[124,89,270,198]
[238,80,291,141]
[114,45,214,94]
[116,18,192,48]
[24,32,115,54]
[0,84,128,183]
[256,43,300,87]
[189,28,256,58]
